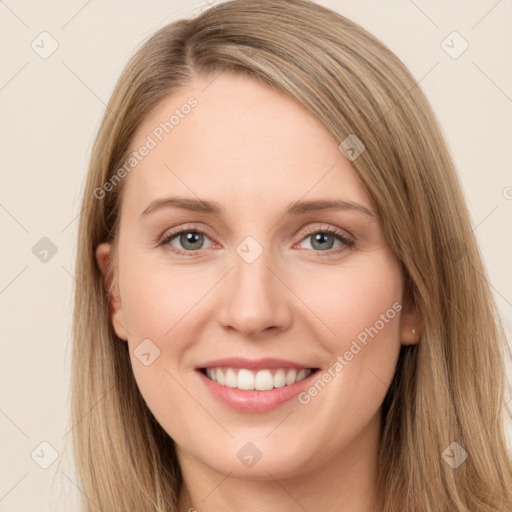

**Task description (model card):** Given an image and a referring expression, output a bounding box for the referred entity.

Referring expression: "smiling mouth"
[199,367,320,391]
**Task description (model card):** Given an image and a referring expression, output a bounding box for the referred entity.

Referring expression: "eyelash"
[158,224,355,258]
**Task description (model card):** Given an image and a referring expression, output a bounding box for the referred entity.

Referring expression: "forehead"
[121,72,373,218]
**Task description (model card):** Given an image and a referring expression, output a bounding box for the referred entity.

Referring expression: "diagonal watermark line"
[62,471,102,511]
[61,61,121,121]
[368,367,387,388]
[61,383,115,439]
[471,0,504,29]
[472,62,512,104]
[470,256,512,310]
[61,61,106,106]
[163,267,233,337]
[164,164,230,233]
[404,469,440,509]
[60,265,132,339]
[488,280,512,310]
[201,69,225,93]
[61,0,93,29]
[0,472,29,502]
[371,61,439,131]
[472,204,499,232]
[265,265,336,335]
[0,265,28,295]
[470,397,512,440]
[267,163,338,234]
[0,202,29,232]
[60,203,89,233]
[265,470,310,512]
[406,0,439,28]
[0,408,29,438]
[0,0,29,28]
[163,368,233,437]
[200,471,233,502]
[265,410,294,438]
[0,62,29,92]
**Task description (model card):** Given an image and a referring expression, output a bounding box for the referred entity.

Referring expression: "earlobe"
[399,292,423,346]
[95,242,129,341]
[401,323,421,345]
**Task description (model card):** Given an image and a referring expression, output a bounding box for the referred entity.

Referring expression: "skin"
[96,71,421,512]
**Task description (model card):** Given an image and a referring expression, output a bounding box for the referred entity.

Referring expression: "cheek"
[118,260,203,429]
[119,254,204,344]
[292,254,403,414]
[293,254,403,433]
[293,253,403,349]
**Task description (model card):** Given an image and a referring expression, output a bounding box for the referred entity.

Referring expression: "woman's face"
[96,72,418,480]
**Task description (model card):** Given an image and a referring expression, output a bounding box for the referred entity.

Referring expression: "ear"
[399,288,422,346]
[95,242,129,341]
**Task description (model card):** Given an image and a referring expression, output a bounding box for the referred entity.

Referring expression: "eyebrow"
[139,197,376,219]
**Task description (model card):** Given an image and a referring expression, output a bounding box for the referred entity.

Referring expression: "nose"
[217,247,292,337]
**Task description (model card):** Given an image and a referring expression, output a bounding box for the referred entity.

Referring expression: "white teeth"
[273,369,286,388]
[225,368,238,388]
[285,369,297,385]
[237,369,255,390]
[254,369,273,391]
[204,367,313,390]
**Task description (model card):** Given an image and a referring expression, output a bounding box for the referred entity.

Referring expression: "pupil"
[182,232,202,250]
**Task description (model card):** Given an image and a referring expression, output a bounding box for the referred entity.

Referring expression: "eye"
[297,225,354,254]
[159,228,214,256]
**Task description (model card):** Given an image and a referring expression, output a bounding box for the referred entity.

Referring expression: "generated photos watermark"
[298,301,402,405]
[93,96,198,200]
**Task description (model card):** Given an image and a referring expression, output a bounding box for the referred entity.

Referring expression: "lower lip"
[196,369,318,413]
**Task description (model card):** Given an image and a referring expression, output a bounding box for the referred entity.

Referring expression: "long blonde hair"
[71,0,512,510]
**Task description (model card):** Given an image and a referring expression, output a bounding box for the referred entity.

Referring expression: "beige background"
[1,0,511,510]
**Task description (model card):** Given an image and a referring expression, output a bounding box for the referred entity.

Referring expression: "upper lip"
[195,357,318,371]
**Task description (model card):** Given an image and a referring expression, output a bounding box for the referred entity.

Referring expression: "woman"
[72,0,512,510]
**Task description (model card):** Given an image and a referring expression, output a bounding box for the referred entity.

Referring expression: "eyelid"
[157,222,213,243]
[299,223,355,244]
